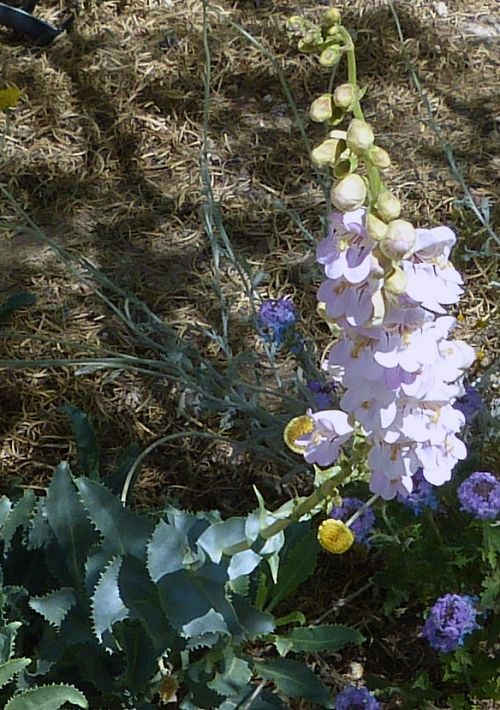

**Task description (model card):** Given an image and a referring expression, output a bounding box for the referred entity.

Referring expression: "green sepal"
[75,477,153,560]
[253,658,333,708]
[5,683,88,710]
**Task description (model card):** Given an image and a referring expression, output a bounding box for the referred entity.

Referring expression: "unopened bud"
[376,190,401,221]
[346,119,375,152]
[384,266,408,294]
[331,173,366,211]
[366,213,388,241]
[322,8,341,27]
[318,519,354,554]
[319,45,342,67]
[380,219,416,260]
[309,94,332,123]
[368,145,391,169]
[311,138,342,168]
[333,83,354,109]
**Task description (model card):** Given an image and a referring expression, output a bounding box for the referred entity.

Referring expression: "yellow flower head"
[0,87,21,112]
[318,519,354,554]
[284,415,314,454]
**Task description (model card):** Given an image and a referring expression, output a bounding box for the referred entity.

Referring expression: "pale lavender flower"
[295,409,353,467]
[329,497,375,543]
[423,594,480,653]
[335,685,380,709]
[317,209,374,284]
[397,468,438,515]
[457,472,500,520]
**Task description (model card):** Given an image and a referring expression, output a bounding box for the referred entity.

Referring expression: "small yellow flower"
[284,415,314,454]
[0,87,21,112]
[317,519,354,554]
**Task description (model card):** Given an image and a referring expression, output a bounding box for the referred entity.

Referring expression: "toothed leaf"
[0,497,12,527]
[114,620,157,694]
[61,405,100,479]
[26,500,52,551]
[75,477,153,560]
[208,652,252,698]
[182,609,229,639]
[273,624,364,655]
[91,556,128,642]
[197,518,247,564]
[0,657,31,689]
[253,658,333,707]
[232,595,275,639]
[5,683,88,709]
[29,588,76,629]
[147,520,189,582]
[45,463,98,586]
[1,491,36,553]
[118,554,179,653]
[0,622,22,663]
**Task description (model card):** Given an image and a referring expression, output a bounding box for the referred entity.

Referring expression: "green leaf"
[5,684,88,710]
[157,564,240,635]
[197,518,247,564]
[227,550,261,580]
[232,595,275,639]
[0,622,22,664]
[147,520,189,582]
[274,611,306,628]
[208,653,252,697]
[274,624,364,655]
[75,477,153,560]
[118,555,179,653]
[61,405,100,479]
[114,620,157,694]
[45,463,98,587]
[0,292,36,321]
[91,556,128,642]
[0,497,12,527]
[253,658,333,708]
[266,528,318,612]
[26,500,52,551]
[29,588,76,629]
[219,689,286,709]
[1,491,36,552]
[182,609,229,639]
[0,658,31,689]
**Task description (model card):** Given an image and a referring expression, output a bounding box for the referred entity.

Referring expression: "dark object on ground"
[0,0,73,45]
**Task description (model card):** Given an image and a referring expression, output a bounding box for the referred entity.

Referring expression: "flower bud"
[380,219,416,260]
[346,119,375,152]
[309,94,332,123]
[368,145,391,169]
[376,190,401,221]
[318,519,354,554]
[333,83,354,109]
[319,45,342,67]
[366,212,388,241]
[331,174,366,211]
[384,266,408,294]
[284,415,314,454]
[311,138,342,168]
[322,7,341,27]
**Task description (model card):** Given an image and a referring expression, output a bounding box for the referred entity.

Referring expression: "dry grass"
[0,0,499,705]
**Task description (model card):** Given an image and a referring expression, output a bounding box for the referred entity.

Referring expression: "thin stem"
[345,494,379,528]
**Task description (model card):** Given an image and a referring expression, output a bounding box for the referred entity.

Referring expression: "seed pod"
[319,45,342,67]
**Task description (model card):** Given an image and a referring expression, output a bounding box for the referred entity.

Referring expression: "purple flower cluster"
[307,379,336,410]
[329,497,375,544]
[258,298,300,350]
[397,468,438,515]
[453,385,483,424]
[457,471,500,520]
[423,593,480,653]
[294,209,473,500]
[335,685,380,709]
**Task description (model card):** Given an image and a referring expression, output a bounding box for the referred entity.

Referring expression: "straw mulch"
[0,0,499,704]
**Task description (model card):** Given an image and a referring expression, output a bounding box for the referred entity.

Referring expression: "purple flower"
[335,685,380,709]
[307,380,336,410]
[457,471,500,520]
[453,386,483,424]
[397,468,438,515]
[258,298,300,350]
[329,497,375,544]
[423,593,480,653]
